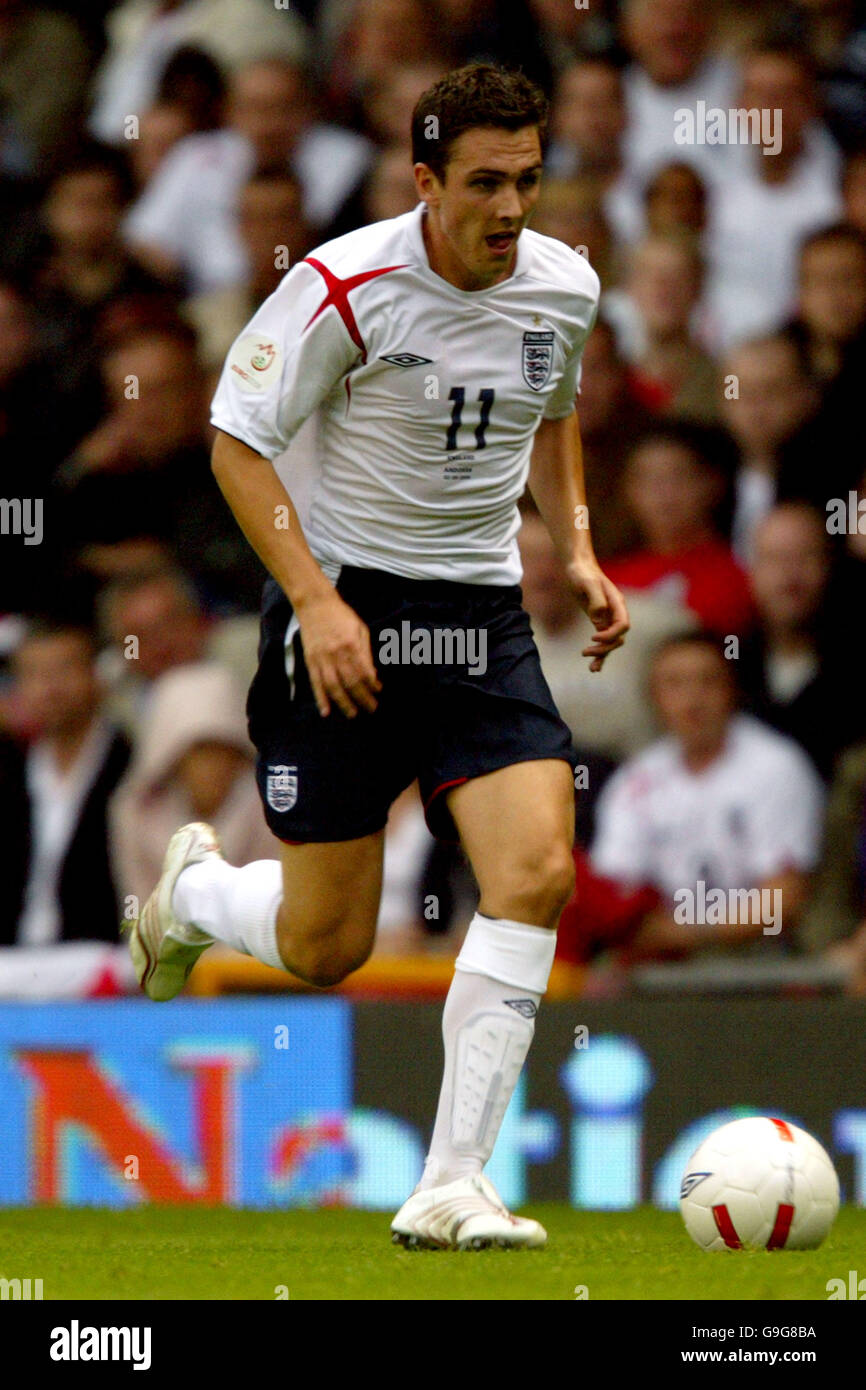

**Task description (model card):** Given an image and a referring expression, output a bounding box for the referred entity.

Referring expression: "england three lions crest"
[266,764,297,812]
[522,330,554,391]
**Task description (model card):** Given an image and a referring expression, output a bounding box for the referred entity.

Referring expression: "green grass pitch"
[1,1206,864,1300]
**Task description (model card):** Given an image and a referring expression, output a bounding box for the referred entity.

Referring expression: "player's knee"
[538,845,577,919]
[499,843,576,927]
[276,905,375,987]
[301,944,370,988]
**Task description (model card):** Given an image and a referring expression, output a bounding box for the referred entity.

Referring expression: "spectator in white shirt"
[89,0,309,145]
[124,58,372,292]
[2,621,131,948]
[619,0,739,188]
[591,630,825,959]
[602,230,720,422]
[705,42,843,348]
[546,56,644,251]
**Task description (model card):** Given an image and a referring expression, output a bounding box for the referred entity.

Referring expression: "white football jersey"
[590,714,825,903]
[210,202,599,585]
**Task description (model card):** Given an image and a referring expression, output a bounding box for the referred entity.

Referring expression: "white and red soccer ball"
[680,1116,840,1251]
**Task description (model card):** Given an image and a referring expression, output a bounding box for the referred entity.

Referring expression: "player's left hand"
[567,561,630,672]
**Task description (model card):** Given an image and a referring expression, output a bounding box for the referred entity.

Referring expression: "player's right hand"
[296,593,382,718]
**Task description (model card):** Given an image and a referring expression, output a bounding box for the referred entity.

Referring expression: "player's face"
[416,126,543,290]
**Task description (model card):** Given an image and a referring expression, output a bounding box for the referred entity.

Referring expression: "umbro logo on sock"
[504,999,537,1018]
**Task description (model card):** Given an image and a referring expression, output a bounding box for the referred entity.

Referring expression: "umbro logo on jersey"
[504,998,538,1018]
[379,353,434,367]
[522,330,554,390]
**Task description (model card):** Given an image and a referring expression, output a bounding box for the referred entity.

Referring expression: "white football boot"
[391,1173,547,1250]
[125,822,222,1001]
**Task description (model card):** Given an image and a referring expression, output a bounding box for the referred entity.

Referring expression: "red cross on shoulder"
[302,258,408,363]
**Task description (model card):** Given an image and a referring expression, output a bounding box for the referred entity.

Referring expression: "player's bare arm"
[528,410,630,671]
[211,429,381,718]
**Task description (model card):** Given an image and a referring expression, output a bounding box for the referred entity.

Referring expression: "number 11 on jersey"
[446,387,496,451]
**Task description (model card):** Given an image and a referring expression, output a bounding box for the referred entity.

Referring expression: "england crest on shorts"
[266,764,297,812]
[521,330,554,391]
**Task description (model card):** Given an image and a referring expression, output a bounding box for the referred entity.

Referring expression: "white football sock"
[172,858,284,970]
[417,912,557,1192]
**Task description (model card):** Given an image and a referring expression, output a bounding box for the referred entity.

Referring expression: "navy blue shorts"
[247,566,575,843]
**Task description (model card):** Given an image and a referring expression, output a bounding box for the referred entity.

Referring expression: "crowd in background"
[2,0,866,996]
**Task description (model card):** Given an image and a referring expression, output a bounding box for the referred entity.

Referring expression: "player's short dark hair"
[411,63,549,181]
[799,220,866,265]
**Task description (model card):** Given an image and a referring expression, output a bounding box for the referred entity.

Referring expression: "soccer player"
[127,64,629,1249]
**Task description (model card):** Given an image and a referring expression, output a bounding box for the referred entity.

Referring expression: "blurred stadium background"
[0,0,865,1219]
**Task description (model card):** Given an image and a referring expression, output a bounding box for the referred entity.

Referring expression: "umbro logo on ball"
[680,1171,712,1199]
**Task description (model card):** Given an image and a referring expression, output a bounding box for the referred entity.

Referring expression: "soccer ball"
[679,1116,840,1251]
